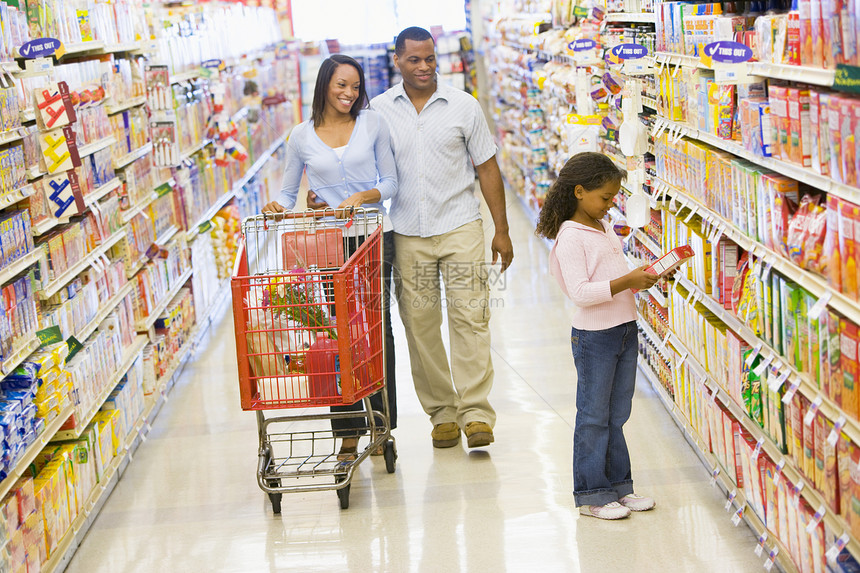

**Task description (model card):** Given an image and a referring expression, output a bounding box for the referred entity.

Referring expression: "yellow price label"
[566,114,601,125]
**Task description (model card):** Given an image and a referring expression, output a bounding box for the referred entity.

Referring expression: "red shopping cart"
[231,208,395,512]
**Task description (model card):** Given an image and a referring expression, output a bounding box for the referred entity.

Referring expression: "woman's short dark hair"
[395,27,435,55]
[311,54,367,126]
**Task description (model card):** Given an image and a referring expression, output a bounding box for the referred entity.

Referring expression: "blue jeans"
[571,322,638,507]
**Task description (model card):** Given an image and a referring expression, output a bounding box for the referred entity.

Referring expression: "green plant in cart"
[266,273,337,340]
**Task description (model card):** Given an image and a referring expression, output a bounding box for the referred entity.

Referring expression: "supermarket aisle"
[65,195,764,573]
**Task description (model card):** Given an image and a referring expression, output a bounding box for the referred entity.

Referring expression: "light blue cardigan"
[277,109,397,211]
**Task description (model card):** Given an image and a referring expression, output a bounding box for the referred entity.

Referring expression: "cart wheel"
[269,492,282,514]
[337,484,350,510]
[383,440,397,474]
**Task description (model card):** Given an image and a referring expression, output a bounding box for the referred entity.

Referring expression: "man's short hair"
[394,27,435,56]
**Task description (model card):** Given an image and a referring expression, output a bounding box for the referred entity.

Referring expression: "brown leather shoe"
[431,422,460,448]
[465,422,494,448]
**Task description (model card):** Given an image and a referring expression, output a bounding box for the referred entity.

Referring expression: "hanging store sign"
[611,43,648,60]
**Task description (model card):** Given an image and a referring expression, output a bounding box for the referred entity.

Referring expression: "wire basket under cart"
[230,208,396,512]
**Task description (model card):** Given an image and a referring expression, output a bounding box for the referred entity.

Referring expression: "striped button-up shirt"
[370,80,497,237]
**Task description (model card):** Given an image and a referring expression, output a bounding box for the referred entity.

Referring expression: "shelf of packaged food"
[646,284,668,307]
[184,132,290,241]
[77,135,116,160]
[32,215,70,236]
[744,62,835,87]
[105,95,147,116]
[82,177,122,208]
[52,335,147,442]
[676,272,860,448]
[20,108,35,123]
[39,229,125,300]
[156,225,180,246]
[0,184,36,212]
[178,139,211,163]
[638,314,671,360]
[653,52,707,69]
[604,11,656,22]
[636,355,799,571]
[121,180,175,225]
[74,281,135,343]
[103,41,141,54]
[0,249,43,286]
[652,117,860,205]
[27,165,45,181]
[633,229,662,257]
[0,335,40,377]
[657,176,860,329]
[0,404,73,502]
[655,308,860,564]
[135,267,193,332]
[124,254,147,280]
[113,142,152,170]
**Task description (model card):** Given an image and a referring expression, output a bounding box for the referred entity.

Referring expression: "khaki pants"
[394,220,496,428]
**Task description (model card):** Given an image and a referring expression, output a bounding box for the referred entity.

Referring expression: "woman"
[263,54,397,461]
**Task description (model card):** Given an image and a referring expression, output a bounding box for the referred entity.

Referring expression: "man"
[370,26,514,449]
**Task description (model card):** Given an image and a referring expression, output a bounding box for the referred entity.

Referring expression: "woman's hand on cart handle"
[307,190,329,210]
[262,201,286,214]
[335,189,381,218]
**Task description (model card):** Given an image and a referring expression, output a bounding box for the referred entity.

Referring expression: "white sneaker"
[579,501,631,520]
[620,493,655,512]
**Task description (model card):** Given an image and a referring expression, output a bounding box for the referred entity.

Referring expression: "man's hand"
[491,231,514,272]
[307,190,329,210]
[262,201,286,214]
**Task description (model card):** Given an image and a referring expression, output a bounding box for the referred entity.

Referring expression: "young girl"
[536,152,659,520]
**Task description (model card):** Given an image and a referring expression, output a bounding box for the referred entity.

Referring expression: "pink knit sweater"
[549,219,637,331]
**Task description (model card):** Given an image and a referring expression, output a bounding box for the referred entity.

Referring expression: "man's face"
[395,38,437,92]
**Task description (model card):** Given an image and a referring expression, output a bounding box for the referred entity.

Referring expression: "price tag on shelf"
[751,438,765,463]
[712,226,724,246]
[725,489,737,511]
[744,343,763,368]
[828,416,848,447]
[764,547,779,571]
[710,466,721,487]
[773,459,786,487]
[753,354,774,377]
[808,291,833,321]
[769,370,789,393]
[661,332,671,352]
[782,379,801,405]
[676,352,689,369]
[805,504,827,534]
[686,288,697,303]
[732,505,745,526]
[684,205,699,224]
[761,260,775,281]
[755,532,768,557]
[826,532,851,563]
[792,481,805,509]
[804,396,823,427]
[708,384,718,405]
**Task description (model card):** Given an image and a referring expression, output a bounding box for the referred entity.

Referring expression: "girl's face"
[575,180,621,222]
[326,64,361,117]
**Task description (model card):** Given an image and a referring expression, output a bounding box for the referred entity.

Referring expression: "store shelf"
[52,335,147,441]
[32,215,69,236]
[633,229,662,257]
[156,225,180,246]
[646,285,668,307]
[0,405,73,501]
[604,11,656,22]
[77,136,116,159]
[745,62,835,87]
[105,95,147,115]
[74,282,135,343]
[170,69,199,84]
[20,108,35,123]
[641,96,658,111]
[0,249,42,286]
[653,52,707,69]
[178,139,211,163]
[39,229,125,300]
[82,177,122,208]
[652,117,860,205]
[0,336,40,376]
[0,184,36,212]
[637,357,799,572]
[124,254,147,280]
[103,41,141,54]
[63,41,106,56]
[0,127,25,146]
[650,303,860,565]
[135,268,193,332]
[27,164,46,181]
[658,176,860,329]
[113,142,152,170]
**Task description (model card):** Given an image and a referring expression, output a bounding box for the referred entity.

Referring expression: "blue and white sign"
[202,59,224,70]
[705,41,753,64]
[19,38,61,59]
[611,43,649,60]
[570,39,597,52]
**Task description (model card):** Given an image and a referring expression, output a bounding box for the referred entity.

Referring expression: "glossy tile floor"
[65,196,765,573]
